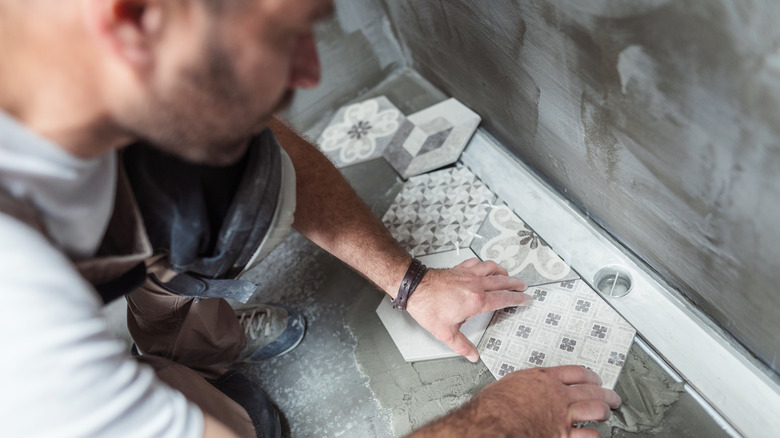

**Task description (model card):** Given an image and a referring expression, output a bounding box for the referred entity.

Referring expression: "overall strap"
[0,163,152,304]
[0,185,48,237]
[74,162,153,303]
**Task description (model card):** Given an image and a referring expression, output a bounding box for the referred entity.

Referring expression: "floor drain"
[594,266,633,298]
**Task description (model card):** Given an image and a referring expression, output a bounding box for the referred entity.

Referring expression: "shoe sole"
[270,311,306,359]
[272,323,306,358]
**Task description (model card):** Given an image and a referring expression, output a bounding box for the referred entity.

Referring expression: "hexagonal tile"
[470,204,580,287]
[478,279,635,389]
[381,167,496,257]
[317,96,406,167]
[384,98,481,179]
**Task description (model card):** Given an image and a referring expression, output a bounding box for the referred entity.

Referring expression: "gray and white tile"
[477,279,635,389]
[382,167,497,257]
[384,98,481,179]
[471,204,579,287]
[376,249,494,362]
[317,96,405,167]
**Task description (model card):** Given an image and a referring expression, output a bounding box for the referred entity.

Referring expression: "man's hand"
[410,365,621,438]
[270,118,528,360]
[407,258,530,362]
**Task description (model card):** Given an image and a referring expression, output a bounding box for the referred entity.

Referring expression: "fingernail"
[467,353,479,363]
[520,294,533,306]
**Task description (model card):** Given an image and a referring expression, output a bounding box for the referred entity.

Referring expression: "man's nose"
[289,33,321,89]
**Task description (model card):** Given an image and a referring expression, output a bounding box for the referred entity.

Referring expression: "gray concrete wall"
[380,0,780,374]
[284,0,405,131]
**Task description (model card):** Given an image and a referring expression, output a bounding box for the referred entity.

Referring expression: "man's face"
[117,0,332,164]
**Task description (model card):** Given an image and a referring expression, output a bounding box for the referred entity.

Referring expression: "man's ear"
[83,0,164,69]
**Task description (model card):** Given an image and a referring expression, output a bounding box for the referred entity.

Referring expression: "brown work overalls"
[0,163,257,437]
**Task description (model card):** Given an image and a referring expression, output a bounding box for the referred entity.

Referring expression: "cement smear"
[234,154,408,437]
[239,232,394,438]
[345,284,495,436]
[381,0,780,375]
[342,155,495,436]
[590,343,685,436]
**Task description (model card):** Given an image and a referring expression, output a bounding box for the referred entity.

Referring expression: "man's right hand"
[409,365,621,438]
[407,258,530,363]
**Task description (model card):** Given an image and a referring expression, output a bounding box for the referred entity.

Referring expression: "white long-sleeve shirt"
[0,111,203,438]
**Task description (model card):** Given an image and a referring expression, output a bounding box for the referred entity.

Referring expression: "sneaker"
[235,303,306,361]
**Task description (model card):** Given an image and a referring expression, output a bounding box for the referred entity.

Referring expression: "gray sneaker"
[235,303,306,361]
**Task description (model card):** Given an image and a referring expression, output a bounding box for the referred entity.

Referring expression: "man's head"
[0,0,332,164]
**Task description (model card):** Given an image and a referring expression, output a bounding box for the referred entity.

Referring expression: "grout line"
[524,279,573,289]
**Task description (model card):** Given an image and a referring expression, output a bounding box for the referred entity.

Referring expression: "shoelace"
[238,307,273,340]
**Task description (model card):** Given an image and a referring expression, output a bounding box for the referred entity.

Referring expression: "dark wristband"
[391,258,428,311]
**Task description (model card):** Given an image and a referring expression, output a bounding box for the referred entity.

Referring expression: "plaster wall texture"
[379,0,780,375]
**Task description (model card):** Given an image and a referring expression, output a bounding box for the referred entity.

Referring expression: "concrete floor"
[103,70,736,437]
[237,71,735,437]
[235,160,732,437]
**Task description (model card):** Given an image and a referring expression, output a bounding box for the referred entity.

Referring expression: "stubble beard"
[123,37,294,166]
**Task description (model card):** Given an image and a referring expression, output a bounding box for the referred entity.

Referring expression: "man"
[0,0,620,437]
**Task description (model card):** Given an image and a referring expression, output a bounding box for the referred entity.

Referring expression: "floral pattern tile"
[317,96,405,167]
[382,167,496,257]
[384,98,481,179]
[376,249,495,362]
[471,205,579,287]
[477,279,635,389]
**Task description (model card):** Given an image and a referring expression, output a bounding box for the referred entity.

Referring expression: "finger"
[481,290,533,313]
[568,400,612,423]
[481,275,527,292]
[467,260,509,277]
[570,428,602,438]
[545,365,603,386]
[566,385,622,410]
[439,329,479,363]
[455,257,482,269]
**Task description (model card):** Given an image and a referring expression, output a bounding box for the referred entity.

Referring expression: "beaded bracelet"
[391,258,428,311]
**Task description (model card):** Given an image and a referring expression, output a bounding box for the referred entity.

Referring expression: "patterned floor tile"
[477,279,635,389]
[382,167,497,256]
[317,96,405,167]
[376,249,494,362]
[471,204,579,287]
[384,98,481,179]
